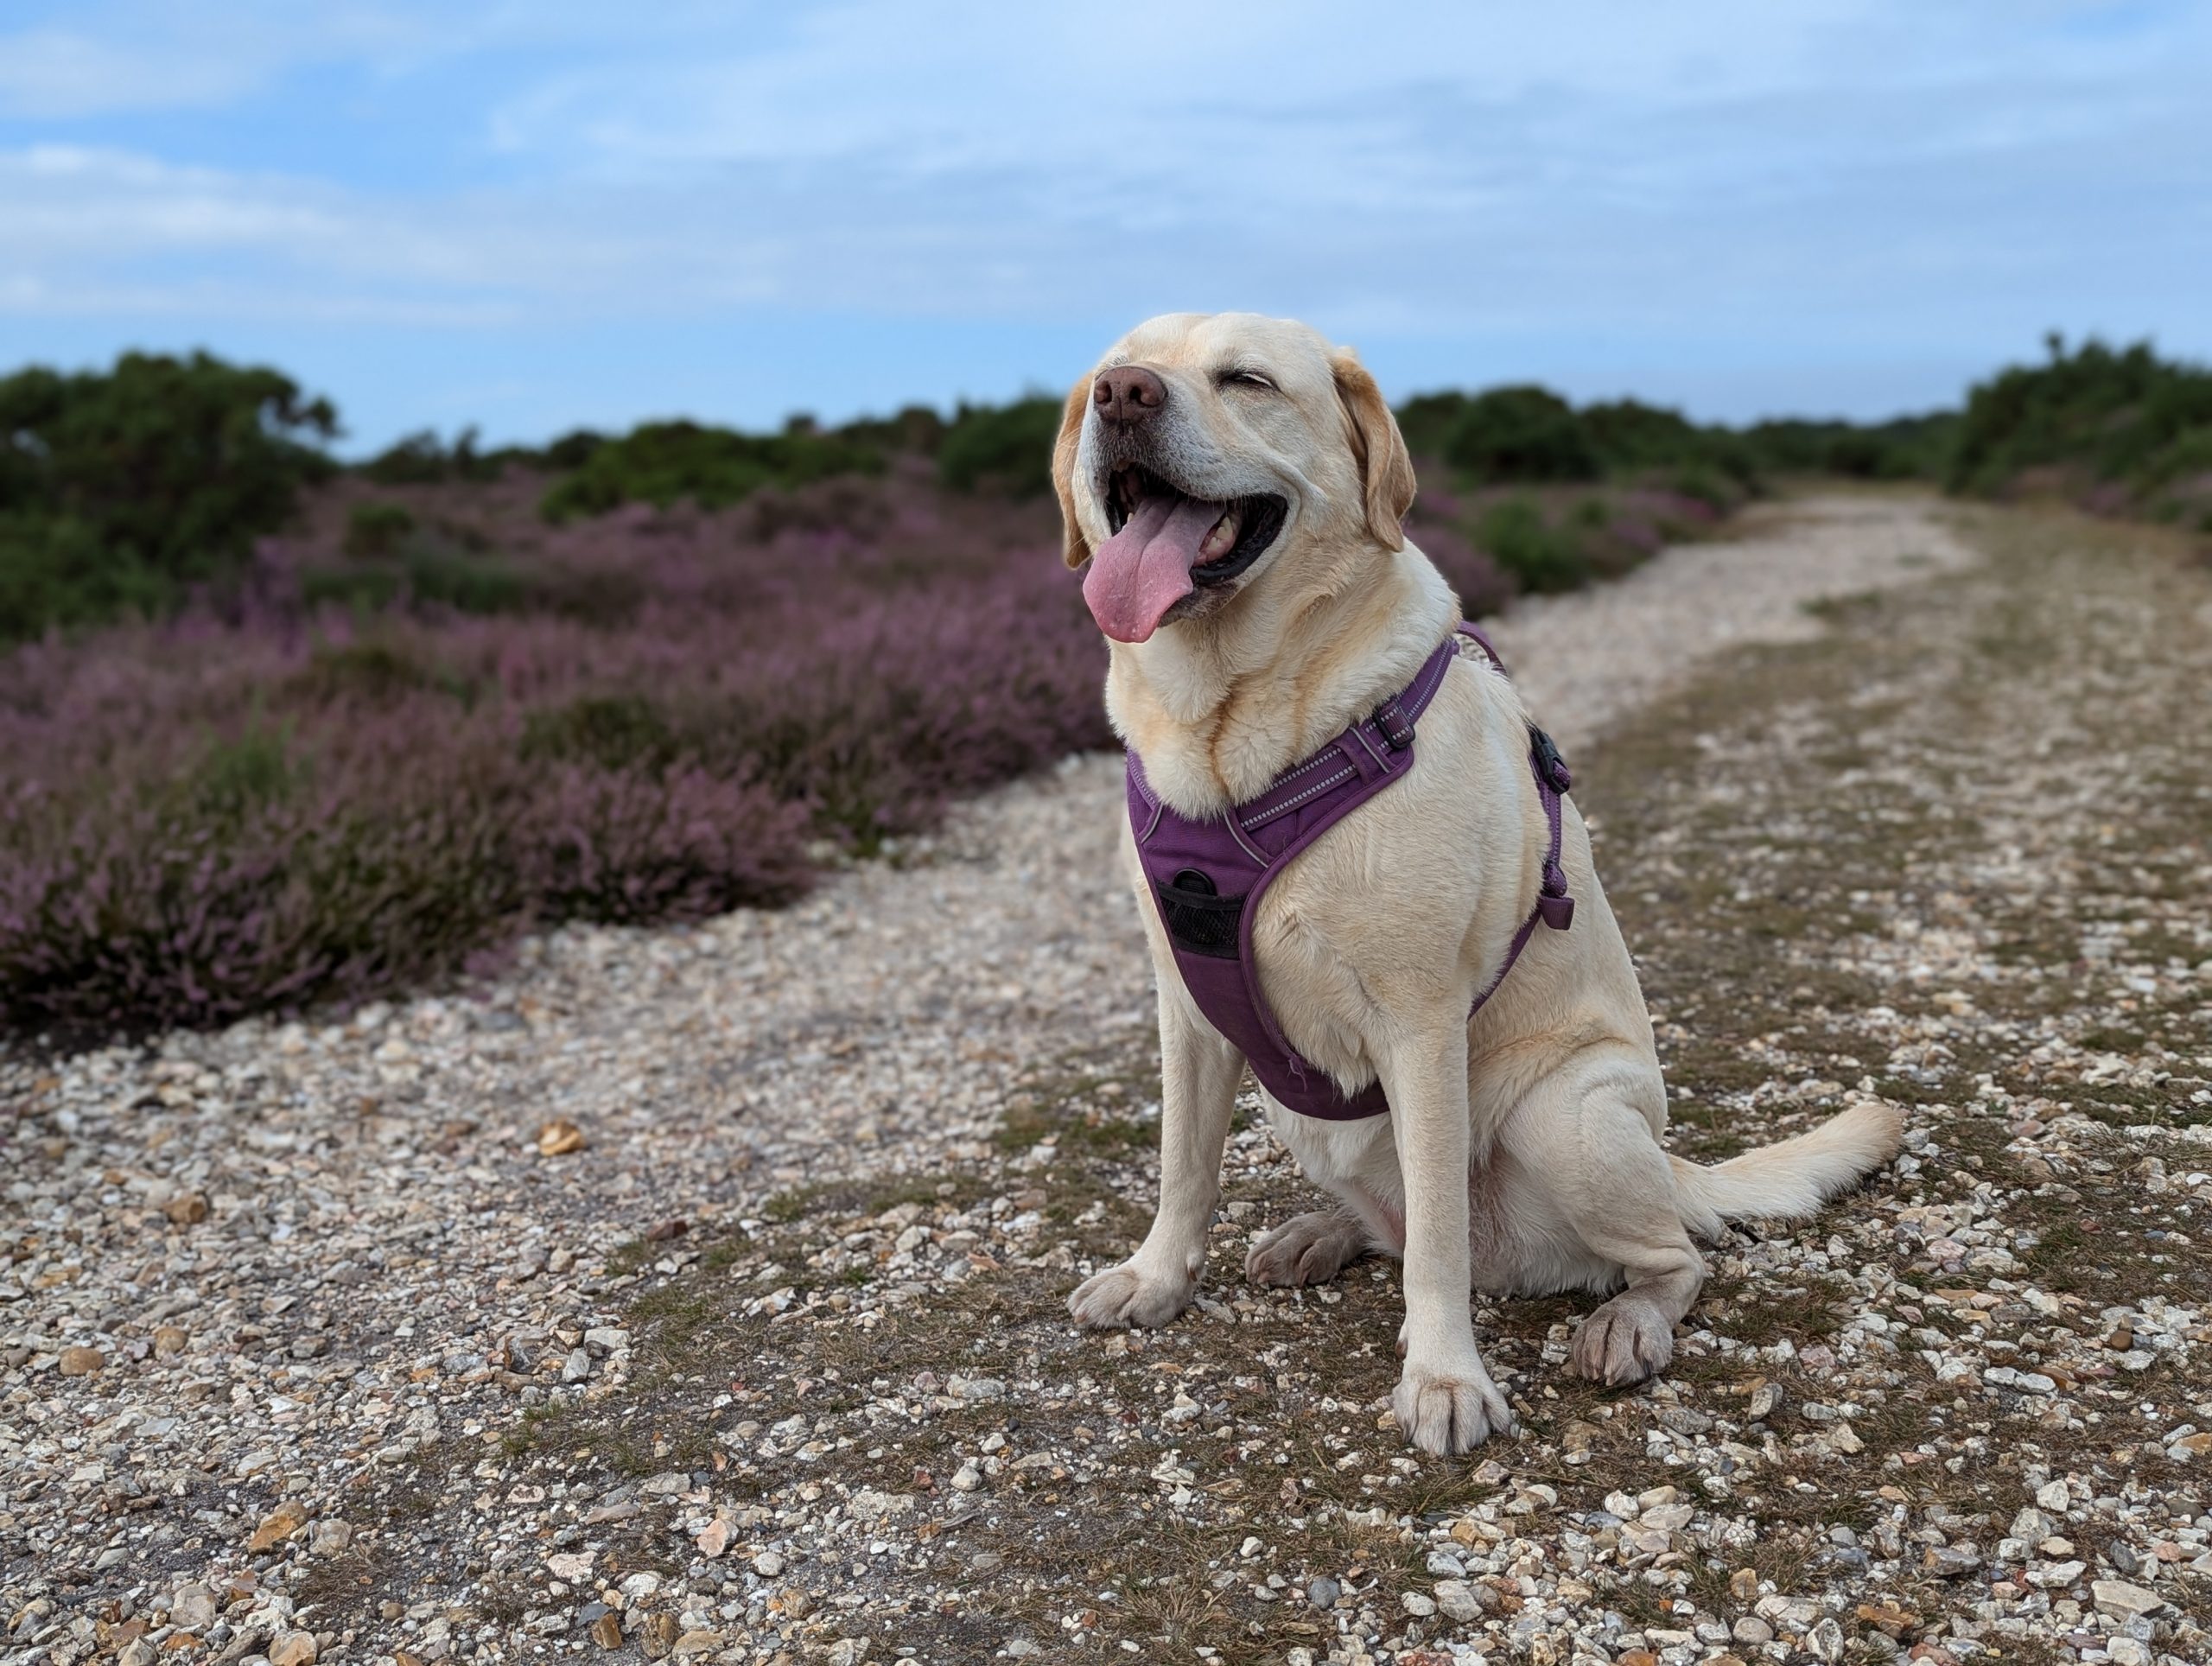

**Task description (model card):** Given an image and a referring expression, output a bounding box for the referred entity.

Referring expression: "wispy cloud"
[0,4,454,118]
[1,0,2205,439]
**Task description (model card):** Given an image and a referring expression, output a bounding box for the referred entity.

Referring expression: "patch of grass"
[2013,1219,2116,1298]
[292,1545,397,1616]
[759,1188,813,1225]
[472,1585,530,1627]
[994,1069,1156,1156]
[2073,1080,2212,1132]
[752,1171,986,1229]
[375,1439,469,1524]
[1699,1274,1852,1348]
[499,1403,565,1459]
[1800,588,1887,626]
[628,1279,727,1350]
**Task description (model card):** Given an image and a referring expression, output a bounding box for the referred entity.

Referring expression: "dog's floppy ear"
[1332,348,1415,551]
[1052,372,1095,569]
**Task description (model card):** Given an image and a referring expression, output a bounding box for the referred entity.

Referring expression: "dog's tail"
[1669,1100,1906,1241]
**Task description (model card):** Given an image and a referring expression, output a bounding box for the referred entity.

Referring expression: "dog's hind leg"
[1500,1051,1704,1388]
[1245,1206,1371,1288]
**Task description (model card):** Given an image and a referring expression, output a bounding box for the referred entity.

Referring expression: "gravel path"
[10,493,2209,1666]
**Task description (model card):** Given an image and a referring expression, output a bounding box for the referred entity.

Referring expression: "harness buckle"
[1529,727,1573,794]
[1373,696,1414,751]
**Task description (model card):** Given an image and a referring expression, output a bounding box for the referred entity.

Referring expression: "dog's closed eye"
[1217,367,1277,392]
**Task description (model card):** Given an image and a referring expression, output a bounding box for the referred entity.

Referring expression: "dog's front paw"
[1068,1259,1197,1330]
[1392,1356,1514,1454]
[1569,1294,1676,1387]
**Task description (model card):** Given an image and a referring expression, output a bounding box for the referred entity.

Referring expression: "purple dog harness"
[1127,623,1575,1122]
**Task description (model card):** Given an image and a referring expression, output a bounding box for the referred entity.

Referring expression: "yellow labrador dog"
[1058,312,1903,1453]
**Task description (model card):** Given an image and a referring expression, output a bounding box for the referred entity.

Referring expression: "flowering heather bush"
[0,448,1722,1036]
[0,467,1107,1034]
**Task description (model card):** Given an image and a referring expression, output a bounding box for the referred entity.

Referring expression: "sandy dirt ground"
[7,493,2211,1666]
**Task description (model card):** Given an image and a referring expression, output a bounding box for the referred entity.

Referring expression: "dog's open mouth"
[1104,466,1287,586]
[1084,464,1288,644]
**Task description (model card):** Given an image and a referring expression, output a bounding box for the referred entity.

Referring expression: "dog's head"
[1052,313,1416,645]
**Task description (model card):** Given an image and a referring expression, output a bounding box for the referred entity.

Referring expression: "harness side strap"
[1533,728,1575,931]
[1469,720,1578,1018]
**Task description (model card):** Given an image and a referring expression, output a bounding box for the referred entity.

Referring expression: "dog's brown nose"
[1094,365,1166,427]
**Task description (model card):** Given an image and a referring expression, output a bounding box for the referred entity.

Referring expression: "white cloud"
[0,3,454,118]
[0,0,2205,405]
[0,28,261,118]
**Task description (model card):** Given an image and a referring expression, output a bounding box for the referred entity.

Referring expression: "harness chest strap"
[1126,622,1574,1122]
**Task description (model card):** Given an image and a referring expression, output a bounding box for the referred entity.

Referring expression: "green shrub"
[1399,387,1760,495]
[1818,432,1892,479]
[936,397,1063,497]
[414,429,606,476]
[1443,386,1602,482]
[538,429,605,471]
[293,642,441,705]
[1476,499,1589,593]
[2133,416,2212,492]
[344,502,416,558]
[834,404,948,455]
[1391,391,1474,462]
[364,429,453,485]
[537,421,882,521]
[0,512,168,640]
[1948,334,2212,500]
[1735,413,1956,481]
[519,693,684,774]
[399,545,528,614]
[304,535,529,617]
[0,351,336,639]
[363,426,505,486]
[1669,465,1734,510]
[179,717,305,828]
[300,565,403,614]
[1582,399,1757,486]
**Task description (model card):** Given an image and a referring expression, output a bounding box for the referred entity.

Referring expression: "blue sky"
[3,1,2207,455]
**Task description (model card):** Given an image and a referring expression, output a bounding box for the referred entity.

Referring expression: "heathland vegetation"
[3,335,2205,1034]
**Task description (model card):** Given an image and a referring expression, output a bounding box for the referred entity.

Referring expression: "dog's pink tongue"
[1083,493,1224,643]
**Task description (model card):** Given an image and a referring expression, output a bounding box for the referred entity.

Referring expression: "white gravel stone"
[2093,1579,2165,1620]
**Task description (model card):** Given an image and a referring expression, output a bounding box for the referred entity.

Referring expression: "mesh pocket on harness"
[1156,869,1244,959]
